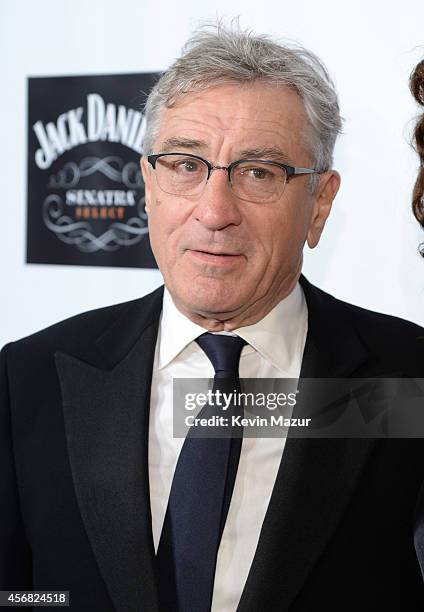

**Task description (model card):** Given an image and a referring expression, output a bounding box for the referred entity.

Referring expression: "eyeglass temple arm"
[285,166,321,182]
[293,167,318,175]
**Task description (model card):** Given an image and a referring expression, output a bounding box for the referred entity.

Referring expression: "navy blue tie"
[156,333,246,612]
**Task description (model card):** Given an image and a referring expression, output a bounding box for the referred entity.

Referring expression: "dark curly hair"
[410,59,424,256]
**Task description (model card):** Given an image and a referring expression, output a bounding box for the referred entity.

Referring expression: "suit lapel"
[55,287,163,612]
[237,275,377,611]
[54,276,386,611]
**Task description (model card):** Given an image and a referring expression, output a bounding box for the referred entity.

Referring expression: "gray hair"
[143,22,342,189]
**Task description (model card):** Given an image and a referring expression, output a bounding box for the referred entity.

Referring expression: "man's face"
[141,82,339,329]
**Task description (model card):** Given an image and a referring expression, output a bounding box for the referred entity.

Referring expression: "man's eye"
[175,160,200,173]
[250,167,269,179]
[238,166,275,180]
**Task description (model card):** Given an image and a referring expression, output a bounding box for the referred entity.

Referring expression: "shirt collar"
[157,282,307,375]
[157,290,207,369]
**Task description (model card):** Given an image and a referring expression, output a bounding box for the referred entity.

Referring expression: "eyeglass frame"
[147,152,321,195]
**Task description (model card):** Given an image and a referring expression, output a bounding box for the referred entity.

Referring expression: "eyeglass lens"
[154,154,288,203]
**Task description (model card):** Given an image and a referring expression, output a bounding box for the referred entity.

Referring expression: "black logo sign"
[27,72,159,268]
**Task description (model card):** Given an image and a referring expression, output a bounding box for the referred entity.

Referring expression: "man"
[1,23,424,612]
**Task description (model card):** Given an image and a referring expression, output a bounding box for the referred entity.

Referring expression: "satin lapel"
[55,288,163,612]
[237,276,377,611]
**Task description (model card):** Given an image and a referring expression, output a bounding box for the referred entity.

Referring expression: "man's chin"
[172,286,248,322]
[187,297,242,319]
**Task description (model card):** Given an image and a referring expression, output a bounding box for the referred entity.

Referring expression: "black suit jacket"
[1,275,424,611]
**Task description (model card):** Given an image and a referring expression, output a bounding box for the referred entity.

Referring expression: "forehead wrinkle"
[162,108,231,133]
[157,100,304,163]
[161,103,295,141]
[164,103,292,133]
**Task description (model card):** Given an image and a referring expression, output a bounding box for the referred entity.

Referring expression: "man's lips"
[186,249,244,266]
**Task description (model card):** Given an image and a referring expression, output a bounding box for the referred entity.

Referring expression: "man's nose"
[193,168,242,230]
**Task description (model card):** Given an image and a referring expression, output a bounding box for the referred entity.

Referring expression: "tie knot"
[196,332,246,378]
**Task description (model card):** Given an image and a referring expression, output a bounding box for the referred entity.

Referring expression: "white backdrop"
[1,0,423,347]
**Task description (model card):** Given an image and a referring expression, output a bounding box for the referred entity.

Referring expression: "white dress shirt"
[148,282,308,611]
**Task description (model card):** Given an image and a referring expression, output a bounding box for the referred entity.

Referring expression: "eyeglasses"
[147,152,320,204]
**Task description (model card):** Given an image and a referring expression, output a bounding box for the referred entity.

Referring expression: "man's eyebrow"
[157,140,293,164]
[236,147,293,164]
[159,137,209,152]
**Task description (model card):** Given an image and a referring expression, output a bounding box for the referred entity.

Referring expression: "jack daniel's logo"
[26,72,159,268]
[33,94,146,169]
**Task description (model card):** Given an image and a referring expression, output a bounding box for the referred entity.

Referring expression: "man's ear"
[306,170,341,248]
[140,157,152,213]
